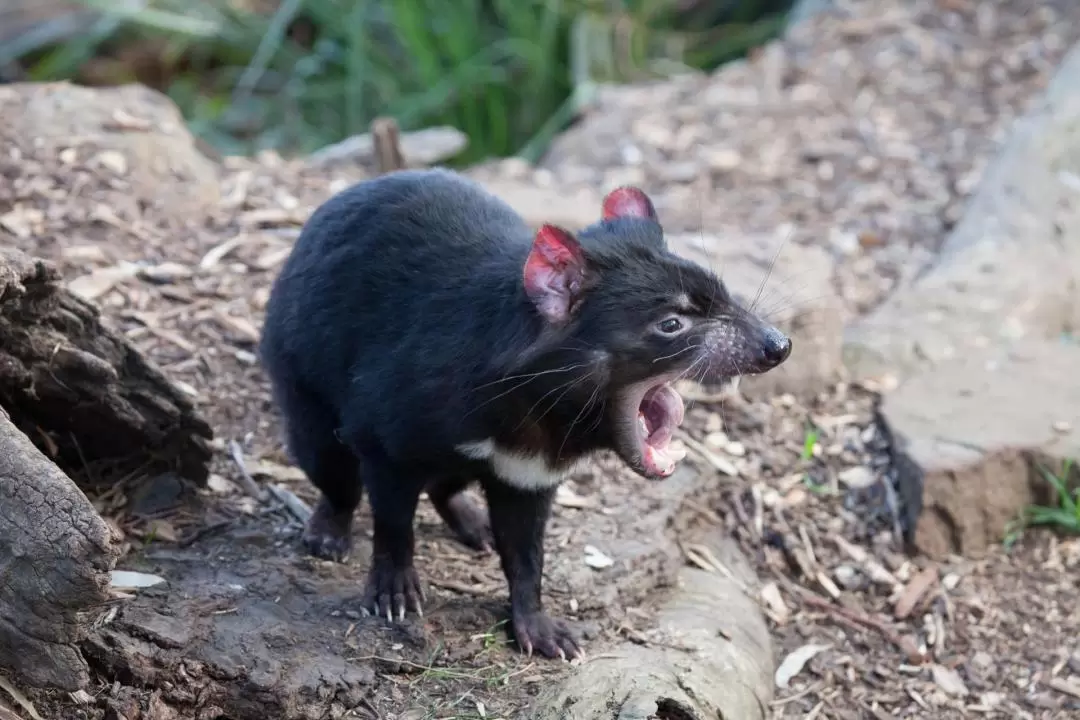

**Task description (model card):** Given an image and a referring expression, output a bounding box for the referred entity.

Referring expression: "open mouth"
[634,382,687,477]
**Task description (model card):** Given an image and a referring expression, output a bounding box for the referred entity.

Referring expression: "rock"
[478,181,600,231]
[882,344,1080,558]
[844,41,1080,383]
[0,82,221,222]
[844,42,1080,558]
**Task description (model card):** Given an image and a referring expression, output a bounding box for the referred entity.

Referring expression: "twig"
[427,578,495,596]
[798,590,925,664]
[676,430,739,476]
[266,483,312,523]
[228,439,268,502]
[371,117,405,174]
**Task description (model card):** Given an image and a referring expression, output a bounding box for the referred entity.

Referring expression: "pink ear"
[523,225,587,325]
[601,186,657,220]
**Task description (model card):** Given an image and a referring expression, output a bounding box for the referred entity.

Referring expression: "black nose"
[762,326,792,366]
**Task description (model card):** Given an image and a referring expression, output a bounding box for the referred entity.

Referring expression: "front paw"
[511,610,583,660]
[362,555,425,621]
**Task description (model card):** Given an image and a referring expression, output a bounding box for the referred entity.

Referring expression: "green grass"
[1004,458,1079,548]
[3,0,795,162]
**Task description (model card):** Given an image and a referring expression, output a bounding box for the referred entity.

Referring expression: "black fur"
[259,168,790,659]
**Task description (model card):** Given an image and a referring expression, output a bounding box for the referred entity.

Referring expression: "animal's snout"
[760,325,792,368]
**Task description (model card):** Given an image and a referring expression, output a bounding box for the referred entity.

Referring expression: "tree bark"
[0,247,213,487]
[529,533,774,720]
[0,246,214,689]
[0,406,120,689]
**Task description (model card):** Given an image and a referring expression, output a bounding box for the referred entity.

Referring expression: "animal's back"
[260,169,534,437]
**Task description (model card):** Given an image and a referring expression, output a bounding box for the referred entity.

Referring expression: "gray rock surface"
[0,81,221,221]
[845,41,1080,558]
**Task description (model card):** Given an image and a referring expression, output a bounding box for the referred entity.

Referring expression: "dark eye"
[657,317,684,334]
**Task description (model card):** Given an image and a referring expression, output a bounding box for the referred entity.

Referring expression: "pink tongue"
[652,384,684,427]
[649,425,673,447]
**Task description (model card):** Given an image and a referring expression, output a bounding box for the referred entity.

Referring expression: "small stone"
[659,161,699,184]
[1068,647,1080,674]
[725,441,746,457]
[1052,420,1072,434]
[706,147,742,172]
[838,466,877,490]
[971,651,994,670]
[620,144,644,165]
[94,150,129,175]
[834,564,859,590]
[829,227,860,256]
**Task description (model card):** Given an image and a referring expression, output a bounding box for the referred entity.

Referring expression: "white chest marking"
[456,439,579,491]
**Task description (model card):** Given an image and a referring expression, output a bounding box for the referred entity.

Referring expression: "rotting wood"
[529,529,774,720]
[0,406,120,690]
[0,247,213,488]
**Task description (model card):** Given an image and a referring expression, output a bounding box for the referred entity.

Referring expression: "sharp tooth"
[638,412,649,437]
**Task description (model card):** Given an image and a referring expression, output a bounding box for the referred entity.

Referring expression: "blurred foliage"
[2,0,795,163]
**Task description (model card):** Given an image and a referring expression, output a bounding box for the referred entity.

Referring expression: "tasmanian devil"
[258,168,791,660]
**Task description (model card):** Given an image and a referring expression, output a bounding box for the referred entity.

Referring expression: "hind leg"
[275,383,362,561]
[427,475,493,552]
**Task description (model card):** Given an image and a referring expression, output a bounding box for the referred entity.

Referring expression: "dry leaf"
[200,234,252,269]
[583,545,614,569]
[555,485,594,509]
[110,570,166,590]
[68,264,139,300]
[893,565,939,619]
[147,519,179,543]
[760,581,790,624]
[138,262,193,283]
[930,664,969,697]
[248,460,306,483]
[0,673,43,720]
[207,474,238,494]
[677,431,739,476]
[775,643,831,689]
[255,246,293,270]
[61,245,108,263]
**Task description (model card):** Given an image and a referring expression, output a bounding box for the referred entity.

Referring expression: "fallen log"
[0,406,120,690]
[0,246,213,487]
[0,246,214,689]
[528,531,773,720]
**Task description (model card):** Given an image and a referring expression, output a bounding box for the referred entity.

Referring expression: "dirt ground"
[2,0,1080,717]
[1,139,1075,720]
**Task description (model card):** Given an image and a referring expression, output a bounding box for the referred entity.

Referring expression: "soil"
[2,1,1080,719]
